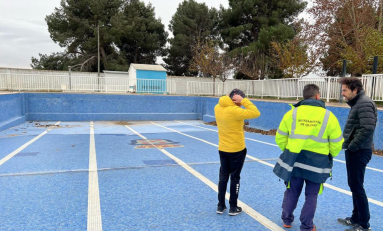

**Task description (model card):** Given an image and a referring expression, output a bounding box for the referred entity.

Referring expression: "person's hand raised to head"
[231,94,243,104]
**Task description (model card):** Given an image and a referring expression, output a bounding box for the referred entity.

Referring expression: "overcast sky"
[0,0,311,70]
[0,0,230,69]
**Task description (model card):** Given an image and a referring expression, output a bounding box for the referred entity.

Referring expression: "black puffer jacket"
[343,90,377,151]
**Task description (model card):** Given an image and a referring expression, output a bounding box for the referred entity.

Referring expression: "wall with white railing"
[0,73,176,94]
[1,69,383,102]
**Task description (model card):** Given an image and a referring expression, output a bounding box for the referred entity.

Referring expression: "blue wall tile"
[0,93,382,149]
[201,98,383,150]
[0,94,26,131]
[25,93,202,121]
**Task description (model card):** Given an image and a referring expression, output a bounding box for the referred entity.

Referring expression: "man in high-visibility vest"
[273,84,344,231]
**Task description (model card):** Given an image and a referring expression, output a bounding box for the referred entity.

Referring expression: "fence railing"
[187,77,344,102]
[362,74,383,101]
[1,73,382,101]
[0,73,176,94]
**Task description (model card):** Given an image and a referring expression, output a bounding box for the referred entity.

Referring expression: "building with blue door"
[128,64,167,94]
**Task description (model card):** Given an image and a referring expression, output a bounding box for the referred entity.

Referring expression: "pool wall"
[1,93,382,149]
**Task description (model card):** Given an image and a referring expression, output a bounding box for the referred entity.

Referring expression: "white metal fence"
[186,75,383,102]
[0,73,176,94]
[188,77,339,101]
[1,72,382,101]
[187,77,345,102]
[362,74,383,101]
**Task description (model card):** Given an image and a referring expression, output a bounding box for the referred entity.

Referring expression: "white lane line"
[87,121,102,231]
[0,121,61,167]
[323,184,383,207]
[152,122,218,147]
[159,121,383,208]
[175,121,279,147]
[176,121,383,173]
[126,124,284,231]
[332,159,383,173]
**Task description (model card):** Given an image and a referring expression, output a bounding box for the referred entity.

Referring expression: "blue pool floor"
[0,120,383,231]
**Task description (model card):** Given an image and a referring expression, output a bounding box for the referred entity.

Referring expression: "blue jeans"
[345,149,372,229]
[282,177,320,231]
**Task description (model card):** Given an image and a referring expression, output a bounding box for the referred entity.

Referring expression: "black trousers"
[345,149,372,229]
[218,148,247,208]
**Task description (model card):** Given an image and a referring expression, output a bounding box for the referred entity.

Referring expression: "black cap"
[229,88,245,99]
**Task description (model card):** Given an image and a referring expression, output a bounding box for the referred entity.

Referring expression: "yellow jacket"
[214,96,261,152]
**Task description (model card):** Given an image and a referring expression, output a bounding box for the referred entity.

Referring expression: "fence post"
[277,81,280,99]
[213,77,215,96]
[261,80,264,99]
[339,60,347,103]
[10,74,13,92]
[296,79,299,100]
[369,75,375,100]
[187,81,189,95]
[326,77,331,103]
[371,57,378,98]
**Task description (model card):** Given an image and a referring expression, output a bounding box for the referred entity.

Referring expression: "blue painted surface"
[25,94,202,122]
[201,99,383,150]
[136,70,167,93]
[98,167,269,231]
[149,121,383,230]
[0,122,90,175]
[0,173,88,230]
[0,94,26,131]
[136,70,166,80]
[96,122,269,230]
[0,120,382,230]
[94,122,168,169]
[0,93,383,148]
[201,97,219,123]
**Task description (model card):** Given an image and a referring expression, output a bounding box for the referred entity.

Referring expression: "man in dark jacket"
[337,77,377,231]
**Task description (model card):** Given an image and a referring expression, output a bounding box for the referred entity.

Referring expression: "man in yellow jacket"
[214,88,260,216]
[273,84,343,231]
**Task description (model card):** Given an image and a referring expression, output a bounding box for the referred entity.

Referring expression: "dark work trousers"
[282,176,320,231]
[345,149,372,229]
[218,148,247,208]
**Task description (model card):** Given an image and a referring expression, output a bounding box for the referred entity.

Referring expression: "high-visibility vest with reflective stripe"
[273,105,344,183]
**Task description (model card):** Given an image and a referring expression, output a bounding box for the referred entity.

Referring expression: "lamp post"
[97,23,100,78]
[339,60,347,103]
[97,23,101,91]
